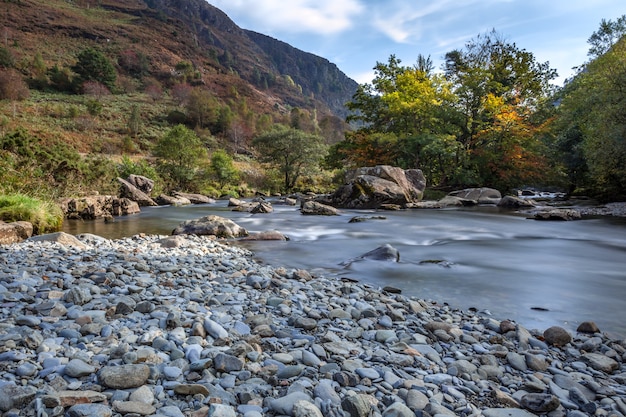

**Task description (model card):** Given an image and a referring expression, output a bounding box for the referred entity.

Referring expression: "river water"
[63,200,626,338]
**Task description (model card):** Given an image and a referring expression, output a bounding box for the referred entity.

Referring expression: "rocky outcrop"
[117,178,157,207]
[172,215,248,238]
[322,165,426,209]
[59,196,140,220]
[0,221,33,244]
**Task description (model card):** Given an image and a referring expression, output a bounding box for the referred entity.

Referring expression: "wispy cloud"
[207,0,364,35]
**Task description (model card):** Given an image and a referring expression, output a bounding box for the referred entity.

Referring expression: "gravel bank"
[0,233,625,417]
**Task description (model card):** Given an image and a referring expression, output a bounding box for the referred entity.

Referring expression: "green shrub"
[0,194,63,234]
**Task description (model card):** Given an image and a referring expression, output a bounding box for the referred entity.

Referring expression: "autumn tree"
[253,125,327,191]
[0,69,29,101]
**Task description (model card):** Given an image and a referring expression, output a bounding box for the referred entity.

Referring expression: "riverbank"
[0,233,625,417]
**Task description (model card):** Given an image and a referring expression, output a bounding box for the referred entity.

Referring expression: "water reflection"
[63,200,626,338]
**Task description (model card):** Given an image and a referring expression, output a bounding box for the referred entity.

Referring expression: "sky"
[205,0,625,87]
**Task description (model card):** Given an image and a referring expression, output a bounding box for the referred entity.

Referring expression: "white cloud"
[206,0,364,35]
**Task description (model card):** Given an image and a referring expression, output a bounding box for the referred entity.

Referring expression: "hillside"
[0,0,357,132]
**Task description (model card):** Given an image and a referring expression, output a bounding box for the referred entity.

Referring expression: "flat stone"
[56,390,107,408]
[582,353,619,373]
[66,403,113,417]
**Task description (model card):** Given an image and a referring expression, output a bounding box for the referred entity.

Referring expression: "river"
[63,200,626,338]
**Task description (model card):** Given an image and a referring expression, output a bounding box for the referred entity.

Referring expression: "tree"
[556,23,626,200]
[186,88,219,129]
[253,125,327,191]
[587,16,626,58]
[0,69,29,101]
[210,149,239,188]
[154,124,207,191]
[72,47,117,91]
[127,104,141,137]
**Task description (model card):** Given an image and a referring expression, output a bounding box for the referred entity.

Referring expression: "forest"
[329,18,626,202]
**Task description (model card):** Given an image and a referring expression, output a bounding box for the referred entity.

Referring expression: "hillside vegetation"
[0,0,356,199]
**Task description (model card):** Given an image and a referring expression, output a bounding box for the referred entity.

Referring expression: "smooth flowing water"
[63,200,626,338]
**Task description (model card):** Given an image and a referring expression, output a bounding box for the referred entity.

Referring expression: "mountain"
[1,0,357,120]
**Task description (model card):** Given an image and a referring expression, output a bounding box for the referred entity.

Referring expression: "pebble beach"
[0,232,625,417]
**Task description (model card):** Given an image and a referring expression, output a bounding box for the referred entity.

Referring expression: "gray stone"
[99,364,150,389]
[482,409,537,417]
[214,353,244,372]
[341,393,374,417]
[506,352,527,371]
[66,404,113,417]
[269,392,312,416]
[582,352,619,372]
[129,385,154,405]
[520,393,560,413]
[65,358,96,378]
[208,403,237,417]
[0,384,37,411]
[293,400,324,417]
[382,402,414,417]
[406,389,428,410]
[204,318,229,339]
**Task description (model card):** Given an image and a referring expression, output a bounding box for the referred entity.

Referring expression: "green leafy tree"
[72,47,117,91]
[154,124,207,191]
[127,104,141,137]
[556,19,626,200]
[253,125,327,191]
[210,149,239,188]
[186,88,219,129]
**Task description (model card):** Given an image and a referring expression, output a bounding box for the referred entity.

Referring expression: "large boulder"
[127,174,154,194]
[117,178,157,207]
[498,195,537,208]
[301,201,338,216]
[172,192,215,204]
[322,165,426,209]
[155,194,192,206]
[0,221,33,244]
[172,215,248,238]
[533,209,581,221]
[447,187,502,205]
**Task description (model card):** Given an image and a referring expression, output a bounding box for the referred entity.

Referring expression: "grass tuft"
[0,194,64,234]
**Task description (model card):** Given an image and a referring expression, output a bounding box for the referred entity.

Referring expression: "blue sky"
[206,1,625,86]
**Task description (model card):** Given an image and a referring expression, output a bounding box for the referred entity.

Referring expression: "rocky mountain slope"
[1,0,357,119]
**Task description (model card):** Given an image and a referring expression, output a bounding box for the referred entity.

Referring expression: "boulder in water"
[321,165,425,209]
[172,215,248,238]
